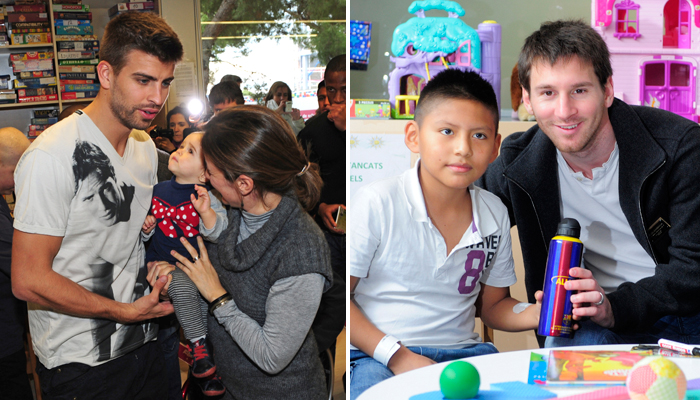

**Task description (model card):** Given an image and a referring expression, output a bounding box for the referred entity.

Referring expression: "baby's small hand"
[191,186,211,214]
[142,215,157,233]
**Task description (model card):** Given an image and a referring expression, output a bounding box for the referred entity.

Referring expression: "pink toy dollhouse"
[387,0,501,119]
[593,0,700,122]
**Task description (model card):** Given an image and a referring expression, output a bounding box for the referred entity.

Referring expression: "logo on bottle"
[551,275,569,286]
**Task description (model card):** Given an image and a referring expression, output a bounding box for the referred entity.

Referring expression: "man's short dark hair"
[99,11,183,75]
[209,81,245,106]
[324,54,345,78]
[220,75,242,85]
[317,80,325,92]
[414,69,499,132]
[518,19,612,93]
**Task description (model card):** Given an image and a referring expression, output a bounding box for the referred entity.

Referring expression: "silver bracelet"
[373,335,401,367]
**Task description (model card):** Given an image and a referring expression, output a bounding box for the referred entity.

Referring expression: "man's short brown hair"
[99,11,183,75]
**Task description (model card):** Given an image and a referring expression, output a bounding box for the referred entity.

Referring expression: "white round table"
[356,345,700,399]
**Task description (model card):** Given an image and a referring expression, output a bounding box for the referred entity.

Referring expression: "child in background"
[349,69,541,399]
[142,132,228,397]
[265,81,305,135]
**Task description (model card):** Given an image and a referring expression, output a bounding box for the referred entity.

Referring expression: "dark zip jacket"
[477,98,700,334]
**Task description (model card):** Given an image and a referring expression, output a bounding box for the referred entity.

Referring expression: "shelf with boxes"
[1,0,160,139]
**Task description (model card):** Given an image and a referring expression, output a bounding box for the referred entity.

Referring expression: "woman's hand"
[291,108,302,121]
[274,100,287,115]
[171,236,227,302]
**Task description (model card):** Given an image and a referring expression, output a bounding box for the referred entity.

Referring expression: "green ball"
[439,361,480,399]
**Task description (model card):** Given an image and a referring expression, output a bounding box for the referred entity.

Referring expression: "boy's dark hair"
[209,81,245,106]
[99,11,183,75]
[518,19,612,93]
[317,80,325,91]
[415,69,499,131]
[325,54,345,76]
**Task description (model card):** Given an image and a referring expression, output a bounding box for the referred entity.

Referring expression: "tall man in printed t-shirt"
[11,12,183,399]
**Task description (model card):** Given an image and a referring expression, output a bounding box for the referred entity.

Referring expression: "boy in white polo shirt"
[349,69,541,399]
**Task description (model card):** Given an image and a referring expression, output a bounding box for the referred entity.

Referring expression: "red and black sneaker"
[190,338,216,378]
[198,374,226,397]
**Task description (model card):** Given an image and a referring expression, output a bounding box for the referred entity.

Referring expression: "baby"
[142,132,228,396]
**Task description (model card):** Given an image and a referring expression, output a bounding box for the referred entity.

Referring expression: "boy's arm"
[477,284,541,331]
[350,276,436,375]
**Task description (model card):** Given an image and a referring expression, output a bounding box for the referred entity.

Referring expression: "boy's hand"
[191,186,211,215]
[142,215,157,234]
[387,346,436,376]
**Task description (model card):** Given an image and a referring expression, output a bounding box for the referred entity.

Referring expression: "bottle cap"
[557,218,581,238]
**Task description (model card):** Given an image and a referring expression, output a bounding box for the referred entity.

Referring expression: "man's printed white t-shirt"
[13,111,158,368]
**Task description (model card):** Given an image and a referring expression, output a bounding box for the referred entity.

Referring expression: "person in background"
[220,74,242,87]
[305,80,332,126]
[11,11,182,399]
[298,54,346,277]
[154,106,191,153]
[265,81,305,136]
[350,69,540,399]
[477,20,700,347]
[58,104,88,122]
[148,105,332,399]
[0,127,32,400]
[143,132,228,397]
[209,81,245,115]
[316,80,330,116]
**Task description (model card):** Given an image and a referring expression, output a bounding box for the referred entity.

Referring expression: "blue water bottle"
[538,218,584,338]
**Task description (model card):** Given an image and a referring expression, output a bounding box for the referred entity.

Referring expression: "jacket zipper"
[504,173,549,255]
[639,160,665,265]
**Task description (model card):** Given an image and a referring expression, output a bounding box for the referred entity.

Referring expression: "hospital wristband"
[373,335,401,367]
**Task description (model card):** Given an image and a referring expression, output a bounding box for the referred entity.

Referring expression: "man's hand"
[327,103,346,131]
[318,203,345,234]
[121,275,174,323]
[146,261,175,300]
[142,215,157,234]
[565,267,615,329]
[387,346,436,376]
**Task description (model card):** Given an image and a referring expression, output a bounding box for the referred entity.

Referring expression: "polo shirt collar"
[402,159,500,241]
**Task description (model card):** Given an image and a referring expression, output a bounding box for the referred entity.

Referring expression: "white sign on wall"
[349,133,412,196]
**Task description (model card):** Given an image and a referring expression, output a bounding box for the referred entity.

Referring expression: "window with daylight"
[200,0,345,120]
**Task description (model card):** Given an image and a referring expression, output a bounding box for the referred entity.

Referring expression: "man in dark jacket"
[477,20,700,347]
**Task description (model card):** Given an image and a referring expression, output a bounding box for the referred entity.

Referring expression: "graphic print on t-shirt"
[72,140,135,227]
[458,234,501,294]
[72,140,147,361]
